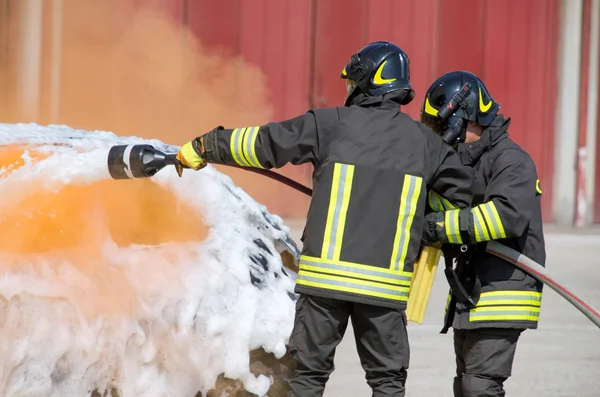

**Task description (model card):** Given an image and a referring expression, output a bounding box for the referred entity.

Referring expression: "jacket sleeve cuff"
[200,126,224,164]
[459,208,476,244]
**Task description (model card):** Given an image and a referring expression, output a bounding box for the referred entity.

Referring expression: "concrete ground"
[285,221,600,397]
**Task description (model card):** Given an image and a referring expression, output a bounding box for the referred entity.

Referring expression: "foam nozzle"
[107,144,178,180]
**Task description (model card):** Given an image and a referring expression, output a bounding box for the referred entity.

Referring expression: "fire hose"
[107,144,600,329]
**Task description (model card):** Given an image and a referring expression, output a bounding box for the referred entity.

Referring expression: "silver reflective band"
[297,272,410,300]
[301,258,412,284]
[123,144,134,179]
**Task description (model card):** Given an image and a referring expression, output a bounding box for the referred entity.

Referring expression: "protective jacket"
[199,94,474,309]
[433,115,545,329]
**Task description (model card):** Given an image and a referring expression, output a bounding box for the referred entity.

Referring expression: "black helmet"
[340,41,414,106]
[421,71,500,145]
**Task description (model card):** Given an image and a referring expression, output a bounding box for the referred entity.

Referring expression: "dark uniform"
[420,71,546,397]
[178,42,475,397]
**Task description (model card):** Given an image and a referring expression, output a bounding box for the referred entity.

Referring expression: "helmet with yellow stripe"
[421,71,500,145]
[340,41,414,106]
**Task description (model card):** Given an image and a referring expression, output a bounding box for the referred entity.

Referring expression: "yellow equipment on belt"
[406,243,442,323]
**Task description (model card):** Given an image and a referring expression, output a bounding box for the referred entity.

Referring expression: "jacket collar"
[349,91,406,109]
[458,114,511,165]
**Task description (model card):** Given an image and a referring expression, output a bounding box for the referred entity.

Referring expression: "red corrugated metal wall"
[138,0,561,220]
[185,0,313,217]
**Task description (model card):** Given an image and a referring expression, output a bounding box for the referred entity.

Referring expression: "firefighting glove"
[175,137,207,177]
[422,211,444,245]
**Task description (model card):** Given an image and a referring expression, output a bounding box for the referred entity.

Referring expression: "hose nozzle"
[107,144,179,180]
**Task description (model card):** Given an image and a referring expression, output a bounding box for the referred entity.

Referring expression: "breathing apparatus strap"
[441,245,477,334]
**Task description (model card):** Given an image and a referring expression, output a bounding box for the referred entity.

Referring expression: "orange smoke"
[0,1,279,318]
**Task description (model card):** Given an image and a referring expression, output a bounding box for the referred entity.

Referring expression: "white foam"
[0,122,298,397]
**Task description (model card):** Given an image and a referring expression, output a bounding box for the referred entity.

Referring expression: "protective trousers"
[287,295,410,397]
[453,328,522,397]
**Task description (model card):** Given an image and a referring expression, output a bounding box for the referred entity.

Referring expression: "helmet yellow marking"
[536,179,542,194]
[424,97,439,116]
[373,60,397,85]
[478,87,492,112]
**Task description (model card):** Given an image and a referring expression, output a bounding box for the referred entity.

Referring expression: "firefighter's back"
[296,102,442,310]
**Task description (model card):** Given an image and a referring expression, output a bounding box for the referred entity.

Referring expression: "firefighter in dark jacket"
[175,41,475,397]
[420,71,546,397]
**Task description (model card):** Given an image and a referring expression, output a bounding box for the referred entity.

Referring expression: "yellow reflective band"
[444,292,452,316]
[390,175,423,271]
[486,201,506,238]
[334,165,354,260]
[480,290,542,297]
[424,97,439,116]
[536,179,543,194]
[239,128,253,166]
[444,211,454,243]
[321,163,355,260]
[439,195,458,210]
[302,255,413,278]
[428,191,458,212]
[469,306,540,322]
[322,165,340,258]
[300,257,412,287]
[477,291,542,307]
[479,203,500,239]
[229,128,250,166]
[244,126,264,168]
[428,191,443,212]
[444,209,462,244]
[297,269,410,302]
[472,206,490,241]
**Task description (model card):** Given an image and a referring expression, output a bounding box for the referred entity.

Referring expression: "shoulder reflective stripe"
[244,126,264,168]
[390,175,423,271]
[321,163,354,260]
[297,270,409,301]
[230,128,251,166]
[444,209,462,244]
[486,201,506,238]
[472,206,490,241]
[302,255,413,278]
[300,257,412,286]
